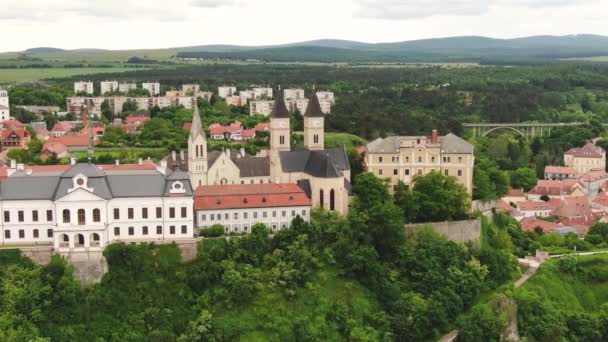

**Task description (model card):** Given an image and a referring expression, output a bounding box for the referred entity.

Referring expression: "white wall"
[197,205,310,233]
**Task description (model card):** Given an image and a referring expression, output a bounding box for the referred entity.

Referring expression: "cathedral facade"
[186,92,352,214]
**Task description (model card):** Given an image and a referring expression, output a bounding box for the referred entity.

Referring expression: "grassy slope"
[212,267,384,341]
[0,67,153,83]
[516,254,608,313]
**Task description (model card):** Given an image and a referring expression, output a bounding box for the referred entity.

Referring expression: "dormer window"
[69,174,93,193]
[169,181,186,194]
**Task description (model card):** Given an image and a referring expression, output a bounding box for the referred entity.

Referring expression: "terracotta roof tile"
[195,183,310,210]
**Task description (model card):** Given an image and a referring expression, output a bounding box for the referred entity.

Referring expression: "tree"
[100,99,113,122]
[177,310,216,342]
[409,171,471,222]
[510,167,538,192]
[122,99,138,113]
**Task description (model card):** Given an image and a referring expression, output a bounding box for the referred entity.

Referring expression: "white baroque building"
[0,162,194,252]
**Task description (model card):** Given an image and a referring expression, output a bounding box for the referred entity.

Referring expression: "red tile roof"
[578,170,608,183]
[518,200,559,212]
[545,165,577,175]
[593,192,608,208]
[44,134,96,149]
[528,179,579,196]
[209,121,243,135]
[519,217,564,232]
[241,129,256,138]
[52,122,74,132]
[126,115,150,126]
[97,160,157,171]
[506,188,526,197]
[195,183,310,210]
[183,122,192,130]
[550,196,592,218]
[0,119,24,128]
[42,141,68,155]
[254,122,270,131]
[565,142,605,158]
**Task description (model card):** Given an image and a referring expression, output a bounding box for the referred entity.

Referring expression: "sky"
[1,0,607,52]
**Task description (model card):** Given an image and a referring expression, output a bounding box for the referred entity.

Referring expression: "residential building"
[250,100,275,116]
[319,100,332,114]
[208,121,267,141]
[316,91,335,104]
[16,105,59,115]
[564,142,606,174]
[218,86,237,98]
[253,87,273,99]
[166,90,185,97]
[74,81,94,94]
[239,90,257,100]
[285,98,309,114]
[0,119,30,150]
[519,218,578,235]
[284,88,305,100]
[527,179,585,200]
[142,82,160,96]
[194,183,311,233]
[118,83,137,93]
[517,200,561,218]
[502,188,527,205]
[225,96,245,107]
[365,130,475,194]
[0,163,194,251]
[182,84,200,94]
[0,89,9,120]
[51,122,76,137]
[100,81,119,95]
[67,96,196,115]
[578,171,608,199]
[544,166,578,180]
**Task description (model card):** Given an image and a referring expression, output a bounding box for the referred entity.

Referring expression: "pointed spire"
[271,88,290,118]
[189,99,205,140]
[304,92,324,117]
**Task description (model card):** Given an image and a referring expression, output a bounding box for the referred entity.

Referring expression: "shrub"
[199,224,225,238]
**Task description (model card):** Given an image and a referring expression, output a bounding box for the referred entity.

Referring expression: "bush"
[199,224,225,238]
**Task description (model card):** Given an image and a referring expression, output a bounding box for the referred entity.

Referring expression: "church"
[182,91,352,214]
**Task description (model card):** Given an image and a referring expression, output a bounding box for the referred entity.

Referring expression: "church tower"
[188,99,208,187]
[270,89,291,182]
[303,92,325,150]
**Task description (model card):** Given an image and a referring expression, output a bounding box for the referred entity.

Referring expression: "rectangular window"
[181,225,187,234]
[33,229,39,238]
[128,208,134,219]
[47,210,53,222]
[406,156,409,162]
[244,212,248,219]
[444,170,449,176]
[272,211,277,218]
[114,208,120,220]
[47,229,53,238]
[282,211,286,217]
[128,227,134,236]
[292,210,296,217]
[156,226,162,235]
[405,169,410,176]
[18,211,24,222]
[432,156,435,163]
[142,208,148,219]
[181,207,187,218]
[169,207,175,218]
[114,227,120,236]
[210,213,215,221]
[263,211,267,218]
[458,170,463,176]
[234,213,238,219]
[393,169,398,175]
[458,157,462,162]
[302,210,307,216]
[170,226,176,234]
[253,212,258,219]
[201,214,206,221]
[142,226,148,235]
[418,157,422,163]
[32,210,39,222]
[378,156,383,163]
[156,207,162,218]
[379,169,383,176]
[224,213,229,220]
[19,229,24,238]
[4,230,10,239]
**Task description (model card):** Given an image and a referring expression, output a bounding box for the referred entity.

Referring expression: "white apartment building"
[284,88,305,101]
[316,91,335,104]
[319,100,332,114]
[182,84,200,94]
[250,100,275,116]
[0,163,194,252]
[67,96,196,115]
[218,86,237,98]
[100,81,119,95]
[119,83,137,93]
[74,81,94,94]
[195,183,311,233]
[142,82,161,96]
[253,87,273,99]
[0,89,9,120]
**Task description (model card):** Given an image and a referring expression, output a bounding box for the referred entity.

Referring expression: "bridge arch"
[482,126,525,137]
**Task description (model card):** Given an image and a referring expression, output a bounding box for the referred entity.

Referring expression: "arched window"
[62,209,70,223]
[93,209,101,222]
[77,209,86,225]
[319,189,324,209]
[195,145,198,158]
[330,189,335,211]
[314,134,319,144]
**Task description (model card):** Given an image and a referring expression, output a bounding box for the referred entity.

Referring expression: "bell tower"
[187,99,208,187]
[303,92,324,150]
[270,89,291,182]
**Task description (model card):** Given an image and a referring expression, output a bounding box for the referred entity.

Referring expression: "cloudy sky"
[1,0,607,51]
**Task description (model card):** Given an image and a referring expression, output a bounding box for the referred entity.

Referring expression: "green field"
[0,67,154,83]
[0,49,177,63]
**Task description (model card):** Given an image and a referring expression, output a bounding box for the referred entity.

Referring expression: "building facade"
[0,89,9,120]
[365,130,475,193]
[195,183,311,233]
[0,163,194,251]
[284,88,305,100]
[250,100,275,116]
[74,81,94,94]
[100,81,119,95]
[218,86,237,98]
[118,83,137,93]
[564,142,606,174]
[142,82,161,96]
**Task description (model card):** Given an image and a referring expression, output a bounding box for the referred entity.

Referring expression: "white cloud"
[190,0,242,7]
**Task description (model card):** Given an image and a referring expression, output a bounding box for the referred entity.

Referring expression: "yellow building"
[364,130,475,193]
[564,142,606,174]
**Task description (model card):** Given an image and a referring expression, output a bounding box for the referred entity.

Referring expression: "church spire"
[304,92,324,117]
[189,99,205,142]
[271,88,290,118]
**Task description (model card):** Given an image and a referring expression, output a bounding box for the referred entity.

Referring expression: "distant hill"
[176,34,608,64]
[25,47,66,53]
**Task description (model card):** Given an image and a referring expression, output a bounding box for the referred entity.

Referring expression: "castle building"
[365,130,475,193]
[564,142,606,174]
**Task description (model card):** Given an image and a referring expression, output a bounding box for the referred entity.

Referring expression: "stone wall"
[154,238,199,262]
[20,246,54,265]
[405,218,481,244]
[472,199,501,218]
[60,251,108,286]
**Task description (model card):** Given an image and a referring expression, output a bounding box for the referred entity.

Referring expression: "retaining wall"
[405,218,482,244]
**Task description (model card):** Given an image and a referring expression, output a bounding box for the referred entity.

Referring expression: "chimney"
[240,147,246,157]
[9,159,16,169]
[138,158,143,165]
[70,157,77,165]
[431,129,439,144]
[225,148,231,157]
[115,159,119,166]
[180,150,185,160]
[172,150,176,161]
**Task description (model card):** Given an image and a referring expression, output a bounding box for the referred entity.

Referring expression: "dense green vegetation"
[516,254,608,341]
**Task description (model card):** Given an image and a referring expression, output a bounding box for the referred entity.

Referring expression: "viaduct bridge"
[462,122,593,137]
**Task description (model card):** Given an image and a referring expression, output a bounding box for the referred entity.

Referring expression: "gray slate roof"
[366,133,474,154]
[271,90,290,118]
[0,163,193,201]
[280,147,350,178]
[304,93,324,118]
